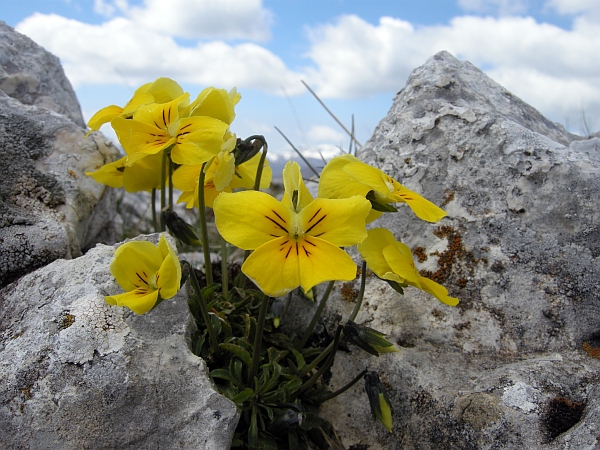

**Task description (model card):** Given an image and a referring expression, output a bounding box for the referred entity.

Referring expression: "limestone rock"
[0,26,126,287]
[0,233,239,449]
[0,21,84,128]
[316,52,600,449]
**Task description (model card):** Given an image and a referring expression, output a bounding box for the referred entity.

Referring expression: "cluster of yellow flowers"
[86,77,271,202]
[86,77,457,315]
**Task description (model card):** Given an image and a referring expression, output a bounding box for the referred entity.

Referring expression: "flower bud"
[162,208,202,246]
[343,320,398,356]
[364,371,393,432]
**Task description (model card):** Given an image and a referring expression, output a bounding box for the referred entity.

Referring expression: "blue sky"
[2,0,599,160]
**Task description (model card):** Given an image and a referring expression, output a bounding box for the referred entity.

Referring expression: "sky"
[2,0,600,162]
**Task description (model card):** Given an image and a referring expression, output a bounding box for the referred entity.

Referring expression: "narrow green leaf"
[231,387,254,405]
[220,343,252,366]
[210,368,239,386]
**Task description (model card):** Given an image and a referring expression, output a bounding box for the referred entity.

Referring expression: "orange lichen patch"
[340,282,359,303]
[420,225,465,284]
[582,342,600,359]
[413,246,428,263]
[442,190,455,206]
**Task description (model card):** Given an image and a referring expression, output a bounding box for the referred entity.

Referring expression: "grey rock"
[0,21,85,128]
[312,51,600,449]
[0,233,239,449]
[0,89,121,287]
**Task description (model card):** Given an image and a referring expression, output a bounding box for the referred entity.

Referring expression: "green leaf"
[256,435,278,450]
[292,349,306,371]
[385,279,406,295]
[261,361,282,393]
[231,387,254,405]
[231,358,243,385]
[249,407,258,448]
[220,343,252,366]
[210,368,239,386]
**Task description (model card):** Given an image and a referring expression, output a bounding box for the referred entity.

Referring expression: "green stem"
[151,188,158,233]
[220,236,229,298]
[294,325,343,399]
[168,155,174,210]
[296,281,335,350]
[249,294,270,386]
[299,340,333,378]
[185,261,220,353]
[312,369,368,403]
[349,261,367,322]
[197,163,213,287]
[160,150,168,231]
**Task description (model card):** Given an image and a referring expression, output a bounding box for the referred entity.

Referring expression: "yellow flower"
[319,154,447,223]
[105,234,182,314]
[111,93,230,167]
[85,151,165,192]
[173,134,272,208]
[357,228,459,306]
[213,161,371,297]
[87,77,184,132]
[188,86,241,125]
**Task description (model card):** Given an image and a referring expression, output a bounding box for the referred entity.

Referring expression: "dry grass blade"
[301,80,363,149]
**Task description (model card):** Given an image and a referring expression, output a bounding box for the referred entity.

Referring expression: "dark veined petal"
[214,191,292,250]
[299,196,371,247]
[105,289,160,315]
[242,236,358,297]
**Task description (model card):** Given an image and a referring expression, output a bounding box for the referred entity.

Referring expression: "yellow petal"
[299,196,370,247]
[342,162,394,199]
[318,154,371,200]
[189,87,237,124]
[170,116,229,165]
[156,234,181,299]
[87,105,123,131]
[242,236,358,297]
[417,276,459,306]
[242,237,301,297]
[343,162,447,222]
[105,289,160,315]
[390,183,447,222]
[111,116,173,160]
[382,244,422,287]
[132,93,189,129]
[172,164,201,192]
[281,161,313,211]
[214,191,292,250]
[110,243,162,291]
[85,156,126,188]
[357,228,396,279]
[144,77,185,104]
[212,150,235,191]
[122,152,164,192]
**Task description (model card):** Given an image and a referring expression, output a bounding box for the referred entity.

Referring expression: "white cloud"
[545,0,600,17]
[128,0,273,41]
[16,13,302,93]
[13,3,600,135]
[304,13,600,131]
[458,0,530,15]
[306,125,345,144]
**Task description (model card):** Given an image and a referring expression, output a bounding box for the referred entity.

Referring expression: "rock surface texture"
[0,21,84,127]
[0,234,239,450]
[317,51,600,449]
[0,22,120,287]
